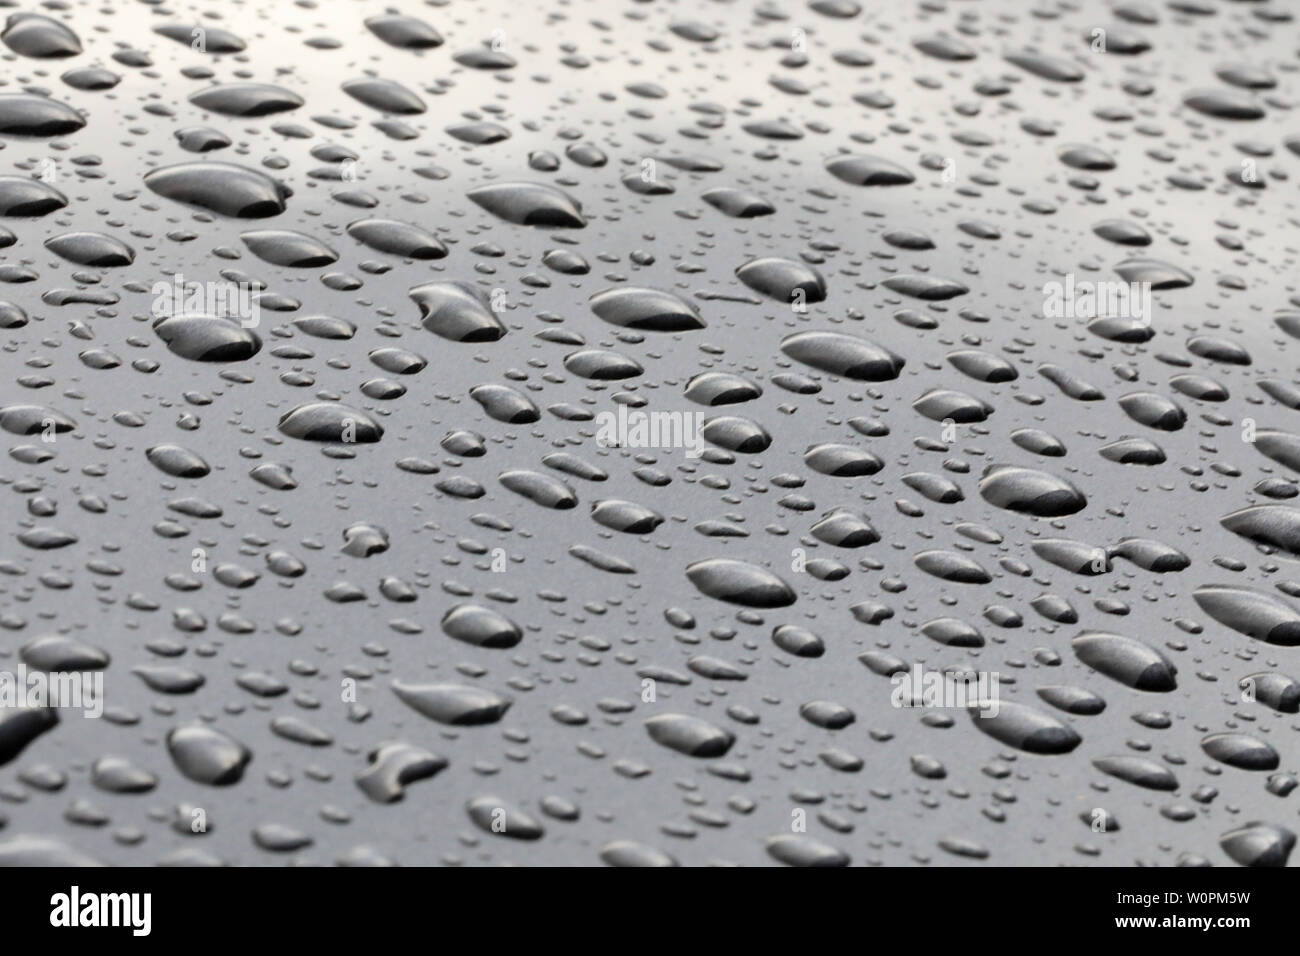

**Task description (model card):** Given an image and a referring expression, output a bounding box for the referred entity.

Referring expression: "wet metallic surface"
[0,0,1299,866]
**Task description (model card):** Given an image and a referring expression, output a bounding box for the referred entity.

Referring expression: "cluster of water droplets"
[0,0,1299,865]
